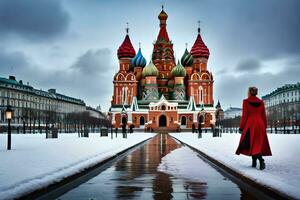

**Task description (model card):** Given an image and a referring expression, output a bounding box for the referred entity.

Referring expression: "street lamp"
[6,105,13,150]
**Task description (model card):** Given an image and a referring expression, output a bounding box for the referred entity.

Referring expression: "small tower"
[171,61,186,100]
[112,23,138,106]
[190,21,210,72]
[181,43,194,77]
[132,43,147,99]
[142,62,159,101]
[117,23,136,72]
[132,43,147,81]
[215,100,224,120]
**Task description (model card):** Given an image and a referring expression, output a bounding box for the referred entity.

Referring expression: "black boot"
[252,156,257,168]
[258,156,265,170]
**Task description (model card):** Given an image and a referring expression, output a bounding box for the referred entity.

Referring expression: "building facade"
[109,7,218,131]
[0,76,105,129]
[262,83,300,107]
[262,83,300,130]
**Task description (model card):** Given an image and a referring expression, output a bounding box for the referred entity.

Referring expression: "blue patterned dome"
[131,48,147,68]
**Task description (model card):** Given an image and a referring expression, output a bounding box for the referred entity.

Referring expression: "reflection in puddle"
[59,134,257,200]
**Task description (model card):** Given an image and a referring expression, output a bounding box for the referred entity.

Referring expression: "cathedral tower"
[152,6,176,99]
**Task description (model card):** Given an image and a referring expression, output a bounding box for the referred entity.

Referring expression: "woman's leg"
[252,155,257,167]
[257,155,265,170]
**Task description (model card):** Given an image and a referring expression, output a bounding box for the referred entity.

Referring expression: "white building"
[262,83,300,108]
[224,107,242,119]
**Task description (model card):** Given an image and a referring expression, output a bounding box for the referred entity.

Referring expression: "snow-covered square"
[0,132,155,200]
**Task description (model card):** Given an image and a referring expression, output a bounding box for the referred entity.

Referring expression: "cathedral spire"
[126,22,129,34]
[157,6,169,41]
[117,23,136,59]
[190,21,210,59]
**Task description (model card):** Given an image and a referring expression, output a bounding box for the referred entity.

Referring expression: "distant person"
[192,124,196,133]
[129,124,134,133]
[236,87,272,170]
[122,124,127,138]
[198,122,202,138]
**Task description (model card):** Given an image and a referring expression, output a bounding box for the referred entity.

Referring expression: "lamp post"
[6,105,13,150]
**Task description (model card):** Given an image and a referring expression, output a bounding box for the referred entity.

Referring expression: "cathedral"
[109,7,218,131]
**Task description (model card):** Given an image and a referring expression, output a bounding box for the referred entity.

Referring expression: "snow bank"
[170,133,300,199]
[158,146,227,181]
[0,133,155,200]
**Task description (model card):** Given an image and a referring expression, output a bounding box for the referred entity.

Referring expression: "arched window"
[121,87,128,105]
[199,86,203,104]
[161,105,166,110]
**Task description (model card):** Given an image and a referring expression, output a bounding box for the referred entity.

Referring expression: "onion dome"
[131,47,146,68]
[158,5,168,20]
[117,25,136,59]
[142,61,159,77]
[171,61,186,77]
[190,22,210,59]
[181,48,194,66]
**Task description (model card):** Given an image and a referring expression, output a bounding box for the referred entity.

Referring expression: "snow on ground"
[170,132,300,199]
[158,146,241,199]
[0,132,155,200]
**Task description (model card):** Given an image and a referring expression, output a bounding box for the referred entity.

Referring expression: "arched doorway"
[140,116,145,127]
[181,116,187,127]
[159,115,167,127]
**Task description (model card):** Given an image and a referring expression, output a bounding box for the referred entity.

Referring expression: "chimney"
[9,75,16,81]
[48,89,56,94]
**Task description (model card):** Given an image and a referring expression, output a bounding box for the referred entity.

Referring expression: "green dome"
[171,61,186,77]
[142,61,159,77]
[181,48,194,66]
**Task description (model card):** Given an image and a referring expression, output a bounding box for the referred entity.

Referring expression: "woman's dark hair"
[249,87,258,96]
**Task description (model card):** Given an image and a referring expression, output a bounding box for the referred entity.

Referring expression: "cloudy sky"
[0,0,299,111]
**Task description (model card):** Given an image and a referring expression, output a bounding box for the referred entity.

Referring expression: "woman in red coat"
[236,87,272,170]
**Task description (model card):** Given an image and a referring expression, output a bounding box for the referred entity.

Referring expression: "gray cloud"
[71,49,112,74]
[0,0,70,40]
[202,0,300,61]
[0,48,114,109]
[236,58,261,72]
[1,0,300,111]
[0,49,29,74]
[215,55,300,108]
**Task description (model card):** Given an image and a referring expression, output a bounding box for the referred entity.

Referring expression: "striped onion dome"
[171,60,186,77]
[142,61,159,77]
[131,48,147,68]
[181,48,194,66]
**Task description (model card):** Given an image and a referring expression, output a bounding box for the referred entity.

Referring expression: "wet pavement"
[57,134,258,200]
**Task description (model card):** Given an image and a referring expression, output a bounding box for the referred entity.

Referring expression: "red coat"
[236,96,272,156]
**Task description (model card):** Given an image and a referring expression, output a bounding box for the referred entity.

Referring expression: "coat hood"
[245,96,263,107]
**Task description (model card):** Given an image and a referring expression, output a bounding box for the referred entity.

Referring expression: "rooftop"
[262,82,300,99]
[0,75,85,105]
